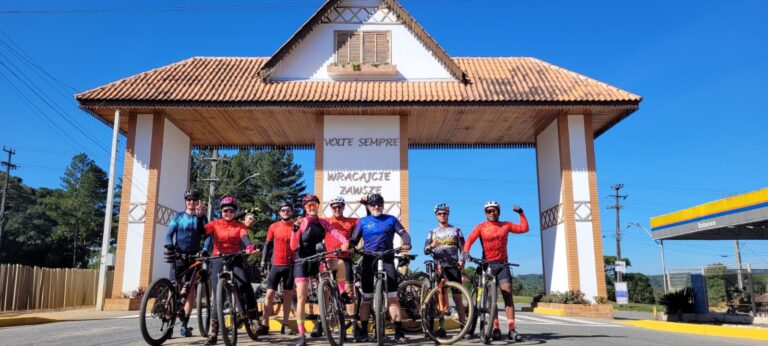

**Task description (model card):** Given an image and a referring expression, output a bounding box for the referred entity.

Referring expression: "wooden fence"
[0,264,113,311]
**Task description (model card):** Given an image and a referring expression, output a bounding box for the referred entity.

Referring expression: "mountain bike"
[395,254,426,333]
[466,256,521,344]
[357,247,411,346]
[295,248,347,346]
[420,260,474,344]
[215,251,262,346]
[139,247,211,345]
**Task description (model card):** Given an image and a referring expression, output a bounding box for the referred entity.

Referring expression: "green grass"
[513,296,533,304]
[611,302,657,313]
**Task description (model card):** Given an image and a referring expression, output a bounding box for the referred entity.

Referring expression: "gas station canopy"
[651,188,768,240]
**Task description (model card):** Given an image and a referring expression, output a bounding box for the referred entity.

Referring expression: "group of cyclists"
[164,189,528,345]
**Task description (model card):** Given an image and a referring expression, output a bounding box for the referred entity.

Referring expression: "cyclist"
[323,196,358,336]
[163,188,208,337]
[258,201,296,336]
[203,195,258,346]
[424,203,467,336]
[462,201,528,341]
[290,194,349,346]
[349,193,412,344]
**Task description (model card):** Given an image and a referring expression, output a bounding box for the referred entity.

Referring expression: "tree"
[704,263,728,304]
[45,153,108,268]
[624,273,655,304]
[604,256,632,301]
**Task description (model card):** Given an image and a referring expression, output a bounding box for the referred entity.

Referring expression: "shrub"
[658,287,695,319]
[539,290,590,305]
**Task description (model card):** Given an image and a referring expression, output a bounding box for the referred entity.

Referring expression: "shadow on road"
[515,332,621,344]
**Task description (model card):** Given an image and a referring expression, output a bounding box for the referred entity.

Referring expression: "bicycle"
[215,251,262,346]
[295,248,347,346]
[139,247,212,345]
[394,254,426,333]
[420,260,475,344]
[356,247,411,346]
[466,256,522,344]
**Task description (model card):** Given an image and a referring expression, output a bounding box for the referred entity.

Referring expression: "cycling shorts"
[342,258,353,284]
[293,259,320,279]
[489,262,512,284]
[360,254,398,296]
[441,266,463,294]
[170,258,196,282]
[266,265,294,291]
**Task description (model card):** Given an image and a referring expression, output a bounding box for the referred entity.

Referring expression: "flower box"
[104,298,142,311]
[534,302,613,319]
[327,64,398,78]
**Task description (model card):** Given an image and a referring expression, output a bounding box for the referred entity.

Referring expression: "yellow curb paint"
[617,320,768,341]
[533,307,566,316]
[0,317,62,327]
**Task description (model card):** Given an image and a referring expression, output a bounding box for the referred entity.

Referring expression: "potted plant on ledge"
[327,62,398,77]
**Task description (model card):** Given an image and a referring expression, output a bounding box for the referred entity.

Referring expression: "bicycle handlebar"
[467,256,519,267]
[295,249,343,264]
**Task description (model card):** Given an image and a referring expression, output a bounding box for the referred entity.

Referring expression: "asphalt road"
[0,311,760,346]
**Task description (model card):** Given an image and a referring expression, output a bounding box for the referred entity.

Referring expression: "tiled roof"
[76,57,641,104]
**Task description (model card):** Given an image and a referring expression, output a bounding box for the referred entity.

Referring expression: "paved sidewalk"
[618,319,768,341]
[0,308,135,327]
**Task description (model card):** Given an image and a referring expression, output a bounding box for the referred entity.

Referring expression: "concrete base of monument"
[534,302,614,319]
[104,298,141,311]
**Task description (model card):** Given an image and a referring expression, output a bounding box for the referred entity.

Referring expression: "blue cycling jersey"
[165,212,208,254]
[350,214,410,256]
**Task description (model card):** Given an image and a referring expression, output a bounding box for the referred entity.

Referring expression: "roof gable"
[258,0,467,82]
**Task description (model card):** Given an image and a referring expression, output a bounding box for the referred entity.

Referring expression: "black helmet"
[367,193,384,205]
[184,189,201,200]
[278,201,293,210]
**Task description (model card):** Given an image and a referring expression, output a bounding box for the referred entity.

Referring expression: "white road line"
[538,315,606,325]
[514,315,558,324]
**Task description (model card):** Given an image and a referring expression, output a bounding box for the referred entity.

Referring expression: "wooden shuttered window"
[335,31,390,64]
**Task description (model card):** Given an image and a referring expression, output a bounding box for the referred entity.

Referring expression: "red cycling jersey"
[463,213,529,262]
[266,220,294,266]
[325,216,358,259]
[204,219,249,256]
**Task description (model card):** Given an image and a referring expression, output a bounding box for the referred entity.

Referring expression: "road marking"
[514,314,559,323]
[538,315,606,325]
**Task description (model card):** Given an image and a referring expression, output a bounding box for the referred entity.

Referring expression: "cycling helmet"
[329,196,345,206]
[434,203,450,214]
[219,195,238,210]
[278,201,293,210]
[184,188,201,200]
[483,200,500,210]
[367,193,384,205]
[302,194,320,206]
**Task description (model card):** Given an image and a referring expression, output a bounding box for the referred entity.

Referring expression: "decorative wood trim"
[399,114,409,230]
[112,112,136,298]
[540,204,564,230]
[584,113,608,298]
[139,114,165,288]
[315,114,324,200]
[558,113,580,291]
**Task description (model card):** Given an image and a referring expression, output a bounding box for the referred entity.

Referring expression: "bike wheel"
[420,282,475,345]
[217,278,238,346]
[398,280,425,333]
[480,282,497,345]
[408,271,430,283]
[374,278,386,346]
[466,287,479,337]
[243,291,261,342]
[139,278,176,345]
[196,278,211,337]
[319,278,346,346]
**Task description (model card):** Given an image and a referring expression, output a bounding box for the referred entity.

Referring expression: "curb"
[617,320,768,341]
[532,307,566,316]
[0,317,63,328]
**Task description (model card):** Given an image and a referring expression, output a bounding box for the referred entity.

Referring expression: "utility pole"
[734,240,744,289]
[203,149,226,220]
[0,146,18,252]
[608,184,627,282]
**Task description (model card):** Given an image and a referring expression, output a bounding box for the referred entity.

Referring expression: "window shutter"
[363,32,377,64]
[375,32,390,64]
[349,32,362,63]
[335,32,350,64]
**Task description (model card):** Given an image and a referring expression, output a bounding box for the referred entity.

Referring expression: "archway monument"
[76,0,641,308]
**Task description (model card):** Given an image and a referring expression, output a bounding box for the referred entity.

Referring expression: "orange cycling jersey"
[325,216,358,259]
[204,219,249,256]
[266,220,294,266]
[463,213,529,262]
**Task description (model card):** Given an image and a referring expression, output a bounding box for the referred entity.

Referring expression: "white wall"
[122,114,154,295]
[151,119,192,282]
[272,11,454,81]
[568,114,598,302]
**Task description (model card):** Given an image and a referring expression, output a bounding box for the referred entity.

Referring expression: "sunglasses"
[279,208,293,213]
[331,205,344,210]
[222,209,236,214]
[485,209,498,214]
[305,202,319,208]
[369,203,383,208]
[185,198,200,202]
[436,212,449,216]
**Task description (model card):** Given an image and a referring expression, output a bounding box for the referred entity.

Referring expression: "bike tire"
[244,308,259,341]
[319,278,346,346]
[398,279,425,333]
[217,278,238,346]
[466,286,479,337]
[196,278,211,337]
[480,281,497,345]
[408,271,430,283]
[140,278,176,346]
[420,281,475,345]
[374,278,386,346]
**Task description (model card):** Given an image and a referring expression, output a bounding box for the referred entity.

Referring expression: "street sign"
[616,282,629,305]
[615,260,626,273]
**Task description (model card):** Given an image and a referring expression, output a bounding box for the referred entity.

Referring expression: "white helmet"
[483,200,500,210]
[329,196,345,206]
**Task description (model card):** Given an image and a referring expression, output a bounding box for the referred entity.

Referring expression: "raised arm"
[424,230,434,255]
[505,211,529,234]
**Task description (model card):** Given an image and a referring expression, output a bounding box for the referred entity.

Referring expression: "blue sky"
[1,0,767,275]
